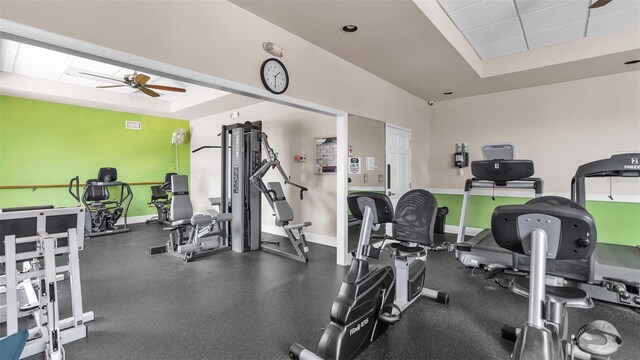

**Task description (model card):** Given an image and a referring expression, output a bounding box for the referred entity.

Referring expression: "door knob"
[388,191,396,196]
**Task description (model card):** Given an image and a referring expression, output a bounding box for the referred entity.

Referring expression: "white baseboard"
[444,224,483,236]
[261,224,337,247]
[116,214,155,225]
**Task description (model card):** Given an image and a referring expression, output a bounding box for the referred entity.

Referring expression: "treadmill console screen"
[471,160,534,182]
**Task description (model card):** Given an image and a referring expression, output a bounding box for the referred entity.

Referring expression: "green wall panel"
[0,96,190,217]
[433,193,639,246]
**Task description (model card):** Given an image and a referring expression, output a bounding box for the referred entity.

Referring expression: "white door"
[385,124,411,215]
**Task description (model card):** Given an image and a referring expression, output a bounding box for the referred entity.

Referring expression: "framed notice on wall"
[314,136,337,174]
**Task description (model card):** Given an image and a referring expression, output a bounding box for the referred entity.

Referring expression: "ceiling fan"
[79,71,186,97]
[589,0,613,8]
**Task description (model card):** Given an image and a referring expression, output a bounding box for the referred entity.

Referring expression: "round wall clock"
[260,58,289,94]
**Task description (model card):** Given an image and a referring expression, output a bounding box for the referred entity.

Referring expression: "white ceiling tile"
[448,0,518,31]
[0,39,19,72]
[589,0,640,17]
[13,43,75,81]
[71,57,122,76]
[437,0,482,13]
[66,67,124,85]
[587,6,640,36]
[476,36,527,59]
[114,68,136,78]
[59,74,104,87]
[521,0,590,34]
[464,18,523,47]
[527,20,586,48]
[515,0,570,15]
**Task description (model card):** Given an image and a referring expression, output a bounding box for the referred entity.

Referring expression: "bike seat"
[384,243,426,258]
[171,219,191,227]
[512,276,593,309]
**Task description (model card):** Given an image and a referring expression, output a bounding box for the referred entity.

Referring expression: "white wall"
[191,101,337,242]
[429,71,640,196]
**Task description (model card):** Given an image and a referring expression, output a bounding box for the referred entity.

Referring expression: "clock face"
[260,58,289,94]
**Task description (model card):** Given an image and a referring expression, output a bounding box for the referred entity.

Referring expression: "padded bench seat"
[284,222,312,230]
[384,243,426,258]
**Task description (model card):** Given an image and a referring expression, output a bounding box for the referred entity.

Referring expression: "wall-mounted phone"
[454,143,469,168]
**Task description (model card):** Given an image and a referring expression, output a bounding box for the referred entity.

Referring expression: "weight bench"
[261,182,311,262]
[148,175,231,262]
[1,206,94,359]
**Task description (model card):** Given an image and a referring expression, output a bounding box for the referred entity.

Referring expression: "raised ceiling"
[438,0,640,59]
[231,0,640,101]
[0,39,262,119]
[0,38,217,102]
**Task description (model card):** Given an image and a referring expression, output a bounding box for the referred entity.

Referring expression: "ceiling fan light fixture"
[624,60,640,65]
[341,24,358,33]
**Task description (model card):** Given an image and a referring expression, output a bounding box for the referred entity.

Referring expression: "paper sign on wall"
[366,157,375,171]
[349,157,361,174]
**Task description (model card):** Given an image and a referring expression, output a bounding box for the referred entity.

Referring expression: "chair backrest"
[150,185,168,201]
[347,192,395,224]
[492,197,597,285]
[98,167,118,182]
[161,172,177,191]
[85,179,109,202]
[504,196,597,282]
[267,182,294,223]
[169,175,192,221]
[492,198,597,261]
[393,189,438,246]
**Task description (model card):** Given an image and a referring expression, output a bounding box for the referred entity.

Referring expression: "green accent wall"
[0,96,190,217]
[434,193,640,246]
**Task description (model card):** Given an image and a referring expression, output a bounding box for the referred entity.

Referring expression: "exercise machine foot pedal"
[576,320,622,357]
[378,304,402,325]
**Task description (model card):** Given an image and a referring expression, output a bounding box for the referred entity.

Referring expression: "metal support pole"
[220,125,228,241]
[356,206,374,261]
[456,190,470,244]
[528,229,547,328]
[5,234,18,335]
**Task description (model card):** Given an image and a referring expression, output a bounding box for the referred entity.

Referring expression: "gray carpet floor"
[18,223,640,360]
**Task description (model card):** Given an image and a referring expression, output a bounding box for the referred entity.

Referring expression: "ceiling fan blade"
[135,73,151,85]
[137,85,160,97]
[589,0,612,8]
[78,71,127,84]
[145,84,187,92]
[96,85,126,88]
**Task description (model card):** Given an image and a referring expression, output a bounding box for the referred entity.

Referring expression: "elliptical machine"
[69,167,133,237]
[492,197,622,360]
[290,190,449,360]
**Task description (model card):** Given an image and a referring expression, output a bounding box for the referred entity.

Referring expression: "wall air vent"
[125,121,142,130]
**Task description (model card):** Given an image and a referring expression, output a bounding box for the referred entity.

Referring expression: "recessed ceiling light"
[443,92,453,95]
[341,24,358,33]
[624,60,640,65]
